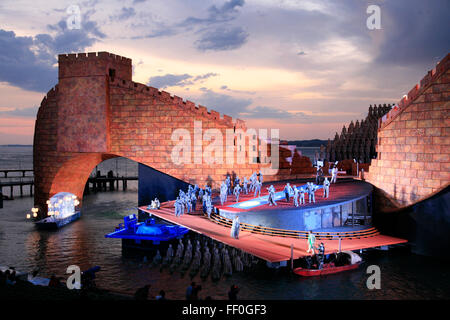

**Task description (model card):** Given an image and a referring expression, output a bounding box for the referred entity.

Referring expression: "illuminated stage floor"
[139,206,407,262]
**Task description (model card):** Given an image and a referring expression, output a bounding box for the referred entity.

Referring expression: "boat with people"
[293,250,362,277]
[105,214,189,253]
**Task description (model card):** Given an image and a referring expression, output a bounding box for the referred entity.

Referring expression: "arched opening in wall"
[47,153,191,219]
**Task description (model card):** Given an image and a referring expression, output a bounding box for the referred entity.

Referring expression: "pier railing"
[208,212,380,240]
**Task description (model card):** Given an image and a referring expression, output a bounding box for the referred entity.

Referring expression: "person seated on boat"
[304,255,313,269]
[316,243,325,269]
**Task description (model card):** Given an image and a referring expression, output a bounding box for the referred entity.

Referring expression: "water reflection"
[1,189,450,299]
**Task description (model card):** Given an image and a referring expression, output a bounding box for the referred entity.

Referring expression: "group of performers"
[219,171,264,205]
[174,184,214,218]
[167,166,340,240]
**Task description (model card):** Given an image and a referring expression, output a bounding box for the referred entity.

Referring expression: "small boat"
[293,251,362,277]
[30,192,81,230]
[105,214,189,253]
[35,210,81,230]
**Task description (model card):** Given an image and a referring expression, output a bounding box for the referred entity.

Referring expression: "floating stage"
[140,179,407,263]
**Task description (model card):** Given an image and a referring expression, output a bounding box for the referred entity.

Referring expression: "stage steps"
[154,205,380,240]
[208,212,380,240]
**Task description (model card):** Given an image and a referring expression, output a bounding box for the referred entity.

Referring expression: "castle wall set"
[33,51,450,215]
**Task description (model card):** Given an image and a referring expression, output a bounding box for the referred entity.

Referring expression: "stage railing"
[208,212,379,240]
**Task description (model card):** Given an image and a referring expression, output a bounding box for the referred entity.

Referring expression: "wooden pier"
[84,176,138,193]
[0,169,33,178]
[0,169,138,200]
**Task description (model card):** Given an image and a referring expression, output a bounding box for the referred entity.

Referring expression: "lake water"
[1,146,449,299]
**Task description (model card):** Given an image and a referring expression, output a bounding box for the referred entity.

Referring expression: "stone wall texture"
[366,53,450,207]
[33,52,309,215]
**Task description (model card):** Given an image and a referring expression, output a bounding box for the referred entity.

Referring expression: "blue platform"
[105,214,189,244]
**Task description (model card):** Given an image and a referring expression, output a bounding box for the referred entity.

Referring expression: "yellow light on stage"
[33,212,37,218]
[48,211,54,216]
[74,200,80,206]
[54,211,59,216]
[72,195,77,200]
[26,214,31,219]
[46,200,51,205]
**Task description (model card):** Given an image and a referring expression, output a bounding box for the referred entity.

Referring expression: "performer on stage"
[254,180,262,198]
[220,181,227,205]
[331,165,338,183]
[226,175,232,195]
[233,184,241,202]
[323,177,330,198]
[299,187,306,205]
[307,231,316,254]
[243,177,248,194]
[230,216,240,239]
[284,183,293,202]
[267,185,277,206]
[292,185,299,207]
[307,182,318,204]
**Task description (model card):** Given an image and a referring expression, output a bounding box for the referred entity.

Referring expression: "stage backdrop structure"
[33,52,291,217]
[366,53,450,207]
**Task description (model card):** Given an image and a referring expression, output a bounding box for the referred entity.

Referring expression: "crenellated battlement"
[58,51,132,66]
[379,53,450,130]
[109,76,242,128]
[58,51,132,81]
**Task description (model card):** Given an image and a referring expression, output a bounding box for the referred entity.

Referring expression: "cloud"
[110,7,136,21]
[0,106,38,118]
[374,0,450,66]
[0,12,105,92]
[0,30,56,92]
[194,89,252,118]
[148,72,218,89]
[193,72,218,81]
[134,0,247,52]
[195,26,249,51]
[148,73,192,89]
[179,0,245,27]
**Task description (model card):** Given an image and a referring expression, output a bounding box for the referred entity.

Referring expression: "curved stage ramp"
[140,180,407,263]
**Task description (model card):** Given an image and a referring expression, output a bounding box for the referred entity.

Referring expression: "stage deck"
[215,179,372,213]
[139,206,407,263]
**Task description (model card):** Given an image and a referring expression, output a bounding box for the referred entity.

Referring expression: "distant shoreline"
[0,145,32,147]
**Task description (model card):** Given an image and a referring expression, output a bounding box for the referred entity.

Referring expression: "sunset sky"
[0,0,448,144]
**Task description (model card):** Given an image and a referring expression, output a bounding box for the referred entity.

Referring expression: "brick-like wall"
[33,52,285,216]
[366,53,450,207]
